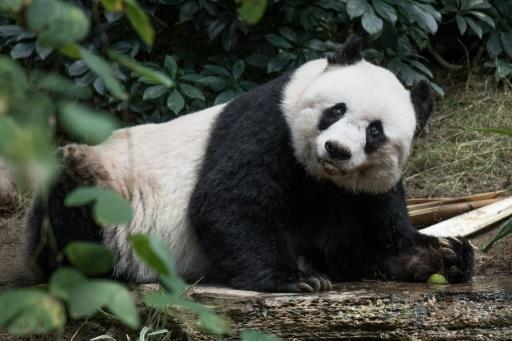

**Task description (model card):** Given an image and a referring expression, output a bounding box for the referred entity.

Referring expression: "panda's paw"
[437,236,474,283]
[282,273,333,293]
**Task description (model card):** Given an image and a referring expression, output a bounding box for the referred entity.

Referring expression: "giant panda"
[28,35,474,292]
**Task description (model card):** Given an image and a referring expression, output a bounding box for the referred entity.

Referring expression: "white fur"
[281,59,417,193]
[91,104,225,282]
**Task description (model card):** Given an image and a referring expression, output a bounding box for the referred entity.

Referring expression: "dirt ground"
[0,74,511,338]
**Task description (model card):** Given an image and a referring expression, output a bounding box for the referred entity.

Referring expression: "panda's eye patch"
[365,120,386,154]
[368,121,383,137]
[318,103,346,130]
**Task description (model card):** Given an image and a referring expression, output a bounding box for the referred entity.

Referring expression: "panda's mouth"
[318,158,348,176]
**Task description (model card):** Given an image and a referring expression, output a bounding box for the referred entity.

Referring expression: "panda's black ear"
[410,80,434,132]
[328,35,363,66]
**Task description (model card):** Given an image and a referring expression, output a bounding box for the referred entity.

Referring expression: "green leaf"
[35,73,91,99]
[26,0,90,48]
[214,89,237,105]
[501,32,512,59]
[143,85,169,100]
[279,27,297,44]
[10,42,34,60]
[0,117,58,191]
[232,60,245,80]
[65,186,133,226]
[196,76,227,92]
[266,53,290,73]
[0,289,66,335]
[179,83,204,100]
[100,0,123,12]
[79,48,127,100]
[361,9,383,35]
[455,15,467,34]
[237,0,267,25]
[64,242,114,276]
[144,294,228,334]
[69,280,139,329]
[109,285,140,328]
[130,234,174,276]
[372,0,397,24]
[167,90,185,114]
[483,217,512,252]
[49,267,87,301]
[427,273,448,284]
[108,50,174,87]
[265,34,292,49]
[59,102,119,144]
[124,0,155,46]
[468,11,495,28]
[203,65,232,78]
[346,0,368,18]
[0,0,24,13]
[240,330,281,341]
[164,55,178,79]
[486,32,503,58]
[0,56,28,96]
[465,16,482,38]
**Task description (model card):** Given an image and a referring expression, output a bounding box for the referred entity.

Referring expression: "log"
[142,275,512,339]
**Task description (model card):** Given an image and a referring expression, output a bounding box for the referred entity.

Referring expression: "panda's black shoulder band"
[327,35,363,66]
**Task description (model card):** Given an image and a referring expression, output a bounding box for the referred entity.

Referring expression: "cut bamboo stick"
[419,196,512,237]
[410,198,502,225]
[406,190,506,206]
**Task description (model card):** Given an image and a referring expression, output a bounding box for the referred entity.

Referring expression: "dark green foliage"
[2,0,510,125]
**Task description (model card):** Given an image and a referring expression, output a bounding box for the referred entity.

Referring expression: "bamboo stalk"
[419,196,512,237]
[406,190,506,206]
[410,198,502,226]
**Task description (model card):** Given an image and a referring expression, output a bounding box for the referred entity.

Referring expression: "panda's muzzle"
[324,141,352,161]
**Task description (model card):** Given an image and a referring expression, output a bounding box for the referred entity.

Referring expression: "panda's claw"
[438,237,452,248]
[317,275,333,291]
[440,247,457,262]
[307,276,322,291]
[296,282,315,292]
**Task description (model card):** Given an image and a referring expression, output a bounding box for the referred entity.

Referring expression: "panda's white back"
[91,104,226,281]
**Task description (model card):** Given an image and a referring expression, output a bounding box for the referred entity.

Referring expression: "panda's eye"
[329,103,346,118]
[368,121,383,137]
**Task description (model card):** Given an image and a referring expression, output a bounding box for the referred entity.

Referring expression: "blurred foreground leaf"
[59,102,119,145]
[65,186,133,226]
[0,289,66,335]
[65,242,114,275]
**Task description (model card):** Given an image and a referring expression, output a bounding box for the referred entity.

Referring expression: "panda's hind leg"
[27,144,109,276]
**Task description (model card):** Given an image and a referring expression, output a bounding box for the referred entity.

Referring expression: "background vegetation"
[0,0,511,338]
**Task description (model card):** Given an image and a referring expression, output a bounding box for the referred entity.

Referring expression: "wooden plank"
[420,196,512,237]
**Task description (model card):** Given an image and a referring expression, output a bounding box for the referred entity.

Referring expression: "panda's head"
[282,35,433,193]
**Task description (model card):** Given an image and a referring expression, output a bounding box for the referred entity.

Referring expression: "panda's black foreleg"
[377,233,475,283]
[325,182,474,283]
[191,206,332,292]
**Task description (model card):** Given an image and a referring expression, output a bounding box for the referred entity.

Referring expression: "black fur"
[189,73,473,292]
[411,80,434,131]
[327,35,363,66]
[318,103,346,131]
[27,167,102,277]
[364,120,386,154]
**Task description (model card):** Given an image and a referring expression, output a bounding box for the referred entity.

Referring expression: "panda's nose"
[325,141,352,160]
